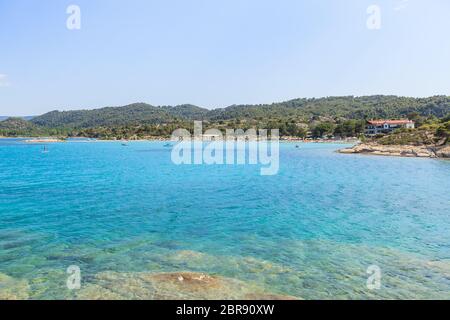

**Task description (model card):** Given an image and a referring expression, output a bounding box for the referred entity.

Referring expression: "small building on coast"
[365,119,415,136]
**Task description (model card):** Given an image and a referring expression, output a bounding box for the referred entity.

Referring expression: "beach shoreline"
[0,136,359,144]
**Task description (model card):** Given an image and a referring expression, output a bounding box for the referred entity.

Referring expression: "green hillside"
[208,96,450,121]
[28,96,450,129]
[1,95,449,139]
[0,117,42,136]
[31,103,187,128]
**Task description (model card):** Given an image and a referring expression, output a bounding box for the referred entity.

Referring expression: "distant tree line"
[1,96,449,141]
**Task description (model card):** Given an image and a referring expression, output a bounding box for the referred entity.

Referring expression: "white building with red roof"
[365,119,415,136]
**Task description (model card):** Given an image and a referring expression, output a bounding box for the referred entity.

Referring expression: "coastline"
[0,136,359,144]
[24,138,65,143]
[339,143,450,159]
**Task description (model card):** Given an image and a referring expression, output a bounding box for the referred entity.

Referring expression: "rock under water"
[76,271,300,300]
[0,273,29,300]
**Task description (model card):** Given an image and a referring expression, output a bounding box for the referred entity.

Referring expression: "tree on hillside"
[312,122,336,138]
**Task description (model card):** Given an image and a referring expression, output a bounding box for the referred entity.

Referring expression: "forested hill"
[1,95,449,139]
[30,103,209,128]
[28,96,450,129]
[0,116,34,121]
[0,117,48,136]
[207,96,450,121]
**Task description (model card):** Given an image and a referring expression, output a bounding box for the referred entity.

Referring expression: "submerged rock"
[243,293,298,300]
[0,273,29,300]
[76,271,299,300]
[159,249,293,276]
[278,239,450,300]
[425,260,450,278]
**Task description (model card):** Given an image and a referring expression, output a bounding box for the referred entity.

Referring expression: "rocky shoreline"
[339,143,450,158]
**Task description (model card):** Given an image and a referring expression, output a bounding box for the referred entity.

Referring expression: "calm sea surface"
[0,139,449,299]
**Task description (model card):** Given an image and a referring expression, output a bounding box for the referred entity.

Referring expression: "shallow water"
[0,140,449,299]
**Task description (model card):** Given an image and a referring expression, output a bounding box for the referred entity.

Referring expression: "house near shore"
[365,119,415,136]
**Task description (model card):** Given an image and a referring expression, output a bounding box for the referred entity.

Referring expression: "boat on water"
[163,143,172,148]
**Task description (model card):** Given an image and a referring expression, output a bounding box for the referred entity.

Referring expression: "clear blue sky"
[1,0,450,115]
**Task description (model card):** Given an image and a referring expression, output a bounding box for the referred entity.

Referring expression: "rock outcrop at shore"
[436,145,450,158]
[339,143,450,158]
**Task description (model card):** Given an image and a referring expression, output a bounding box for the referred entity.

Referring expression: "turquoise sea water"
[0,139,449,299]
